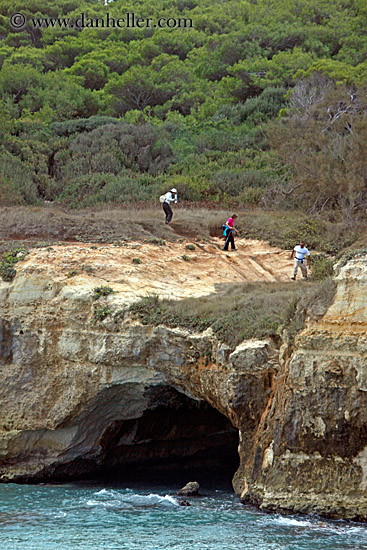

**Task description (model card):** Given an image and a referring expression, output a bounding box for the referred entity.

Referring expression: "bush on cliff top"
[129,282,315,348]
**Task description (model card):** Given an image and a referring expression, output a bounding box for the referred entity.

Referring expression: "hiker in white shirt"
[160,188,178,224]
[290,242,311,280]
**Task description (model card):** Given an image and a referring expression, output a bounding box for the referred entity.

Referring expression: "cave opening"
[93,386,240,489]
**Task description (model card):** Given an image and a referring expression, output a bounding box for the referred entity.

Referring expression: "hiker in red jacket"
[222,214,238,251]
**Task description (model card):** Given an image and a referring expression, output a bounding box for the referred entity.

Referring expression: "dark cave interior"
[96,387,239,488]
[49,386,239,489]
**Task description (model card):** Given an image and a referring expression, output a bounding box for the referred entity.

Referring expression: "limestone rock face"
[239,256,367,520]
[0,245,277,486]
[2,245,367,520]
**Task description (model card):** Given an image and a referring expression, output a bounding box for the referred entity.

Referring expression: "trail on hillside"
[17,237,295,302]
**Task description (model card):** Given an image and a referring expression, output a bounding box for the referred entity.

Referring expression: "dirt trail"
[16,237,294,303]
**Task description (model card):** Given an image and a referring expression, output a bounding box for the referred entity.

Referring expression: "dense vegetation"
[1,0,367,213]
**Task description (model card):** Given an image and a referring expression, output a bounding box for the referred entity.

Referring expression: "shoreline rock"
[177,482,200,496]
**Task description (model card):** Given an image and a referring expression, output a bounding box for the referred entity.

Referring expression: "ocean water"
[1,483,367,550]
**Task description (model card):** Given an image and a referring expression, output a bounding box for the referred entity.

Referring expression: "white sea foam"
[122,492,179,507]
[52,511,67,518]
[90,489,179,508]
[273,515,361,534]
[95,489,110,496]
[274,516,313,528]
[86,498,124,508]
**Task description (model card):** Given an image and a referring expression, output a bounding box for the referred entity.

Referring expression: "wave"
[275,517,313,528]
[85,489,179,509]
[273,515,367,536]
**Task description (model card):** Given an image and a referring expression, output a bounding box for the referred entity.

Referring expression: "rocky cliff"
[1,240,366,520]
[242,254,367,521]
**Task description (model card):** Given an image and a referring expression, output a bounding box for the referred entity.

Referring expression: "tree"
[19,71,99,120]
[0,63,41,115]
[66,58,109,90]
[53,121,175,180]
[105,62,180,114]
[269,77,367,213]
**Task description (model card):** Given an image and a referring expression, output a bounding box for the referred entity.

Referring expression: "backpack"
[159,194,166,203]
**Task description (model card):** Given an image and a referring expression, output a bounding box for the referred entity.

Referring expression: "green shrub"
[94,306,111,321]
[35,241,55,248]
[67,270,78,278]
[0,246,28,282]
[239,211,358,254]
[310,254,334,281]
[132,257,142,264]
[237,187,264,205]
[144,238,166,246]
[55,173,164,208]
[280,219,324,250]
[51,116,122,137]
[0,265,16,282]
[93,286,114,299]
[55,122,175,182]
[241,87,287,122]
[0,151,39,206]
[185,244,196,250]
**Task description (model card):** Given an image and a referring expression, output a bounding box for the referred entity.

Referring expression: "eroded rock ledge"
[1,246,367,520]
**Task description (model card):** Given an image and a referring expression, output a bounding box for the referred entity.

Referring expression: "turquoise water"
[1,483,367,550]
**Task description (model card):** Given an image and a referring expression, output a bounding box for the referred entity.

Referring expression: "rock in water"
[178,499,191,506]
[177,482,200,496]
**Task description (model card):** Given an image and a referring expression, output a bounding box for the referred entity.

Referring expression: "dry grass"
[0,205,229,244]
[128,277,337,348]
[0,206,361,258]
[232,209,361,254]
[128,281,318,348]
[283,277,337,344]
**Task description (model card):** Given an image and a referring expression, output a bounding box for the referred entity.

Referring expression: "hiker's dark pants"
[163,201,173,223]
[223,231,235,250]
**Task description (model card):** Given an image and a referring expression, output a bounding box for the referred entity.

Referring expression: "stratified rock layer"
[240,256,367,520]
[1,243,367,520]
